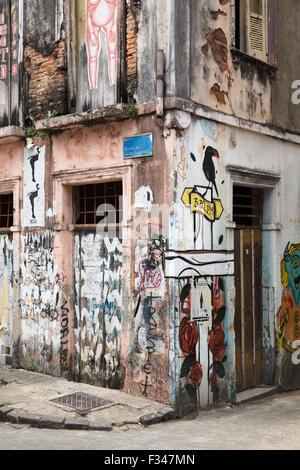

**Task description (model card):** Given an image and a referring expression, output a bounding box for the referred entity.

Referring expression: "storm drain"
[51,392,113,414]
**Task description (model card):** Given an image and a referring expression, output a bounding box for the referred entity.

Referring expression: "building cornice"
[32,97,300,146]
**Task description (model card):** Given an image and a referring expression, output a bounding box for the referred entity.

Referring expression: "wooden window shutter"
[246,0,268,61]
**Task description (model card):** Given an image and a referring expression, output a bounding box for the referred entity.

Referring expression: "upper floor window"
[235,0,275,63]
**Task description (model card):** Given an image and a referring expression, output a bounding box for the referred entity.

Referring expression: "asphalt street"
[1,389,300,450]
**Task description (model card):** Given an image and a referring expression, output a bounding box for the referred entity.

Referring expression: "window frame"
[234,0,277,66]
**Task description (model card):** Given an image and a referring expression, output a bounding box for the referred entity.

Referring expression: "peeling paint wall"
[190,1,272,124]
[0,235,13,363]
[19,231,61,374]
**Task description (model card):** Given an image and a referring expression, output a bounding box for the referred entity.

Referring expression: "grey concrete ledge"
[0,404,177,431]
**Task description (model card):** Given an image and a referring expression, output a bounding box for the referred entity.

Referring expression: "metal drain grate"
[51,392,113,414]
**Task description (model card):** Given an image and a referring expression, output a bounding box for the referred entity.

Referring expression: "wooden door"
[234,228,263,392]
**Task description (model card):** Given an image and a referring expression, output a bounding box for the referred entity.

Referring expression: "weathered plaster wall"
[49,115,175,403]
[189,0,272,124]
[271,0,300,134]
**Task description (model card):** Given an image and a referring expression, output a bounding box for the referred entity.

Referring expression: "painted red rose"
[179,317,198,355]
[190,361,203,387]
[208,326,226,362]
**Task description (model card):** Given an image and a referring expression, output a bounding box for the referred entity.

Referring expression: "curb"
[0,404,177,431]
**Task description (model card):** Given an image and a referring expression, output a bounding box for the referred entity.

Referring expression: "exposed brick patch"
[201,28,229,73]
[126,2,138,90]
[219,0,230,4]
[210,83,227,105]
[24,39,67,122]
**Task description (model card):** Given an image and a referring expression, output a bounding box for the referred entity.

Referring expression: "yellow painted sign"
[181,188,223,221]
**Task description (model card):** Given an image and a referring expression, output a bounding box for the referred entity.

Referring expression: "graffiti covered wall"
[19,231,62,374]
[131,228,170,403]
[74,232,125,388]
[0,235,13,363]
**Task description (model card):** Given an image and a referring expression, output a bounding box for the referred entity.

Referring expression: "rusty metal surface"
[51,392,113,413]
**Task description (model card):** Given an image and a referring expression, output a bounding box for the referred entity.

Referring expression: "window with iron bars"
[73,181,123,238]
[0,193,13,229]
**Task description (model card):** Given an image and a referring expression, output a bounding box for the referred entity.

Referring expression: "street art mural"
[178,276,227,405]
[167,123,233,410]
[86,0,119,89]
[74,233,124,388]
[277,242,300,389]
[22,145,45,228]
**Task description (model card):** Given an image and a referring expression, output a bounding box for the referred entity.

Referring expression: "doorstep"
[236,386,279,405]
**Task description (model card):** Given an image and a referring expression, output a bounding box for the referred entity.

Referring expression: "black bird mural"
[202,146,220,197]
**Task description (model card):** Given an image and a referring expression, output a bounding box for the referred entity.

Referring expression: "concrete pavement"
[0,364,176,431]
[1,389,300,449]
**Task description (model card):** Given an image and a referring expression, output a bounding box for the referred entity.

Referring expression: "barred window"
[73,181,123,237]
[0,193,13,228]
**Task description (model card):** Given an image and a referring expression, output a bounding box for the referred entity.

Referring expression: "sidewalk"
[0,365,176,431]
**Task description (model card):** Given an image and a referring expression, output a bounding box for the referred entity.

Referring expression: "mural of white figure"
[86,0,119,89]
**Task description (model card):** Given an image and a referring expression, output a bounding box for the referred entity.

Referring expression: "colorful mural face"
[86,0,119,89]
[277,243,300,388]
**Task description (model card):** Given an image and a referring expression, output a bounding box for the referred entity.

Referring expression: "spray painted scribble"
[0,235,13,362]
[134,233,168,400]
[86,0,119,89]
[23,145,45,227]
[74,233,124,388]
[19,231,62,374]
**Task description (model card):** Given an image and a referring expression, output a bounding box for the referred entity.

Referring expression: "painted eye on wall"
[291,256,300,269]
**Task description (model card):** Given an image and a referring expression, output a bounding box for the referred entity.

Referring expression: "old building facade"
[0,0,299,413]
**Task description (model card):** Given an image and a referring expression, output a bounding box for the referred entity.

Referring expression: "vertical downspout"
[156,49,164,117]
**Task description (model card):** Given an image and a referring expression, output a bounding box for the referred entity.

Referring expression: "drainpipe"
[156,49,164,117]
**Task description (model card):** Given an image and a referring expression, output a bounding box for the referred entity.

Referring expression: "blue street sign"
[123,133,153,159]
